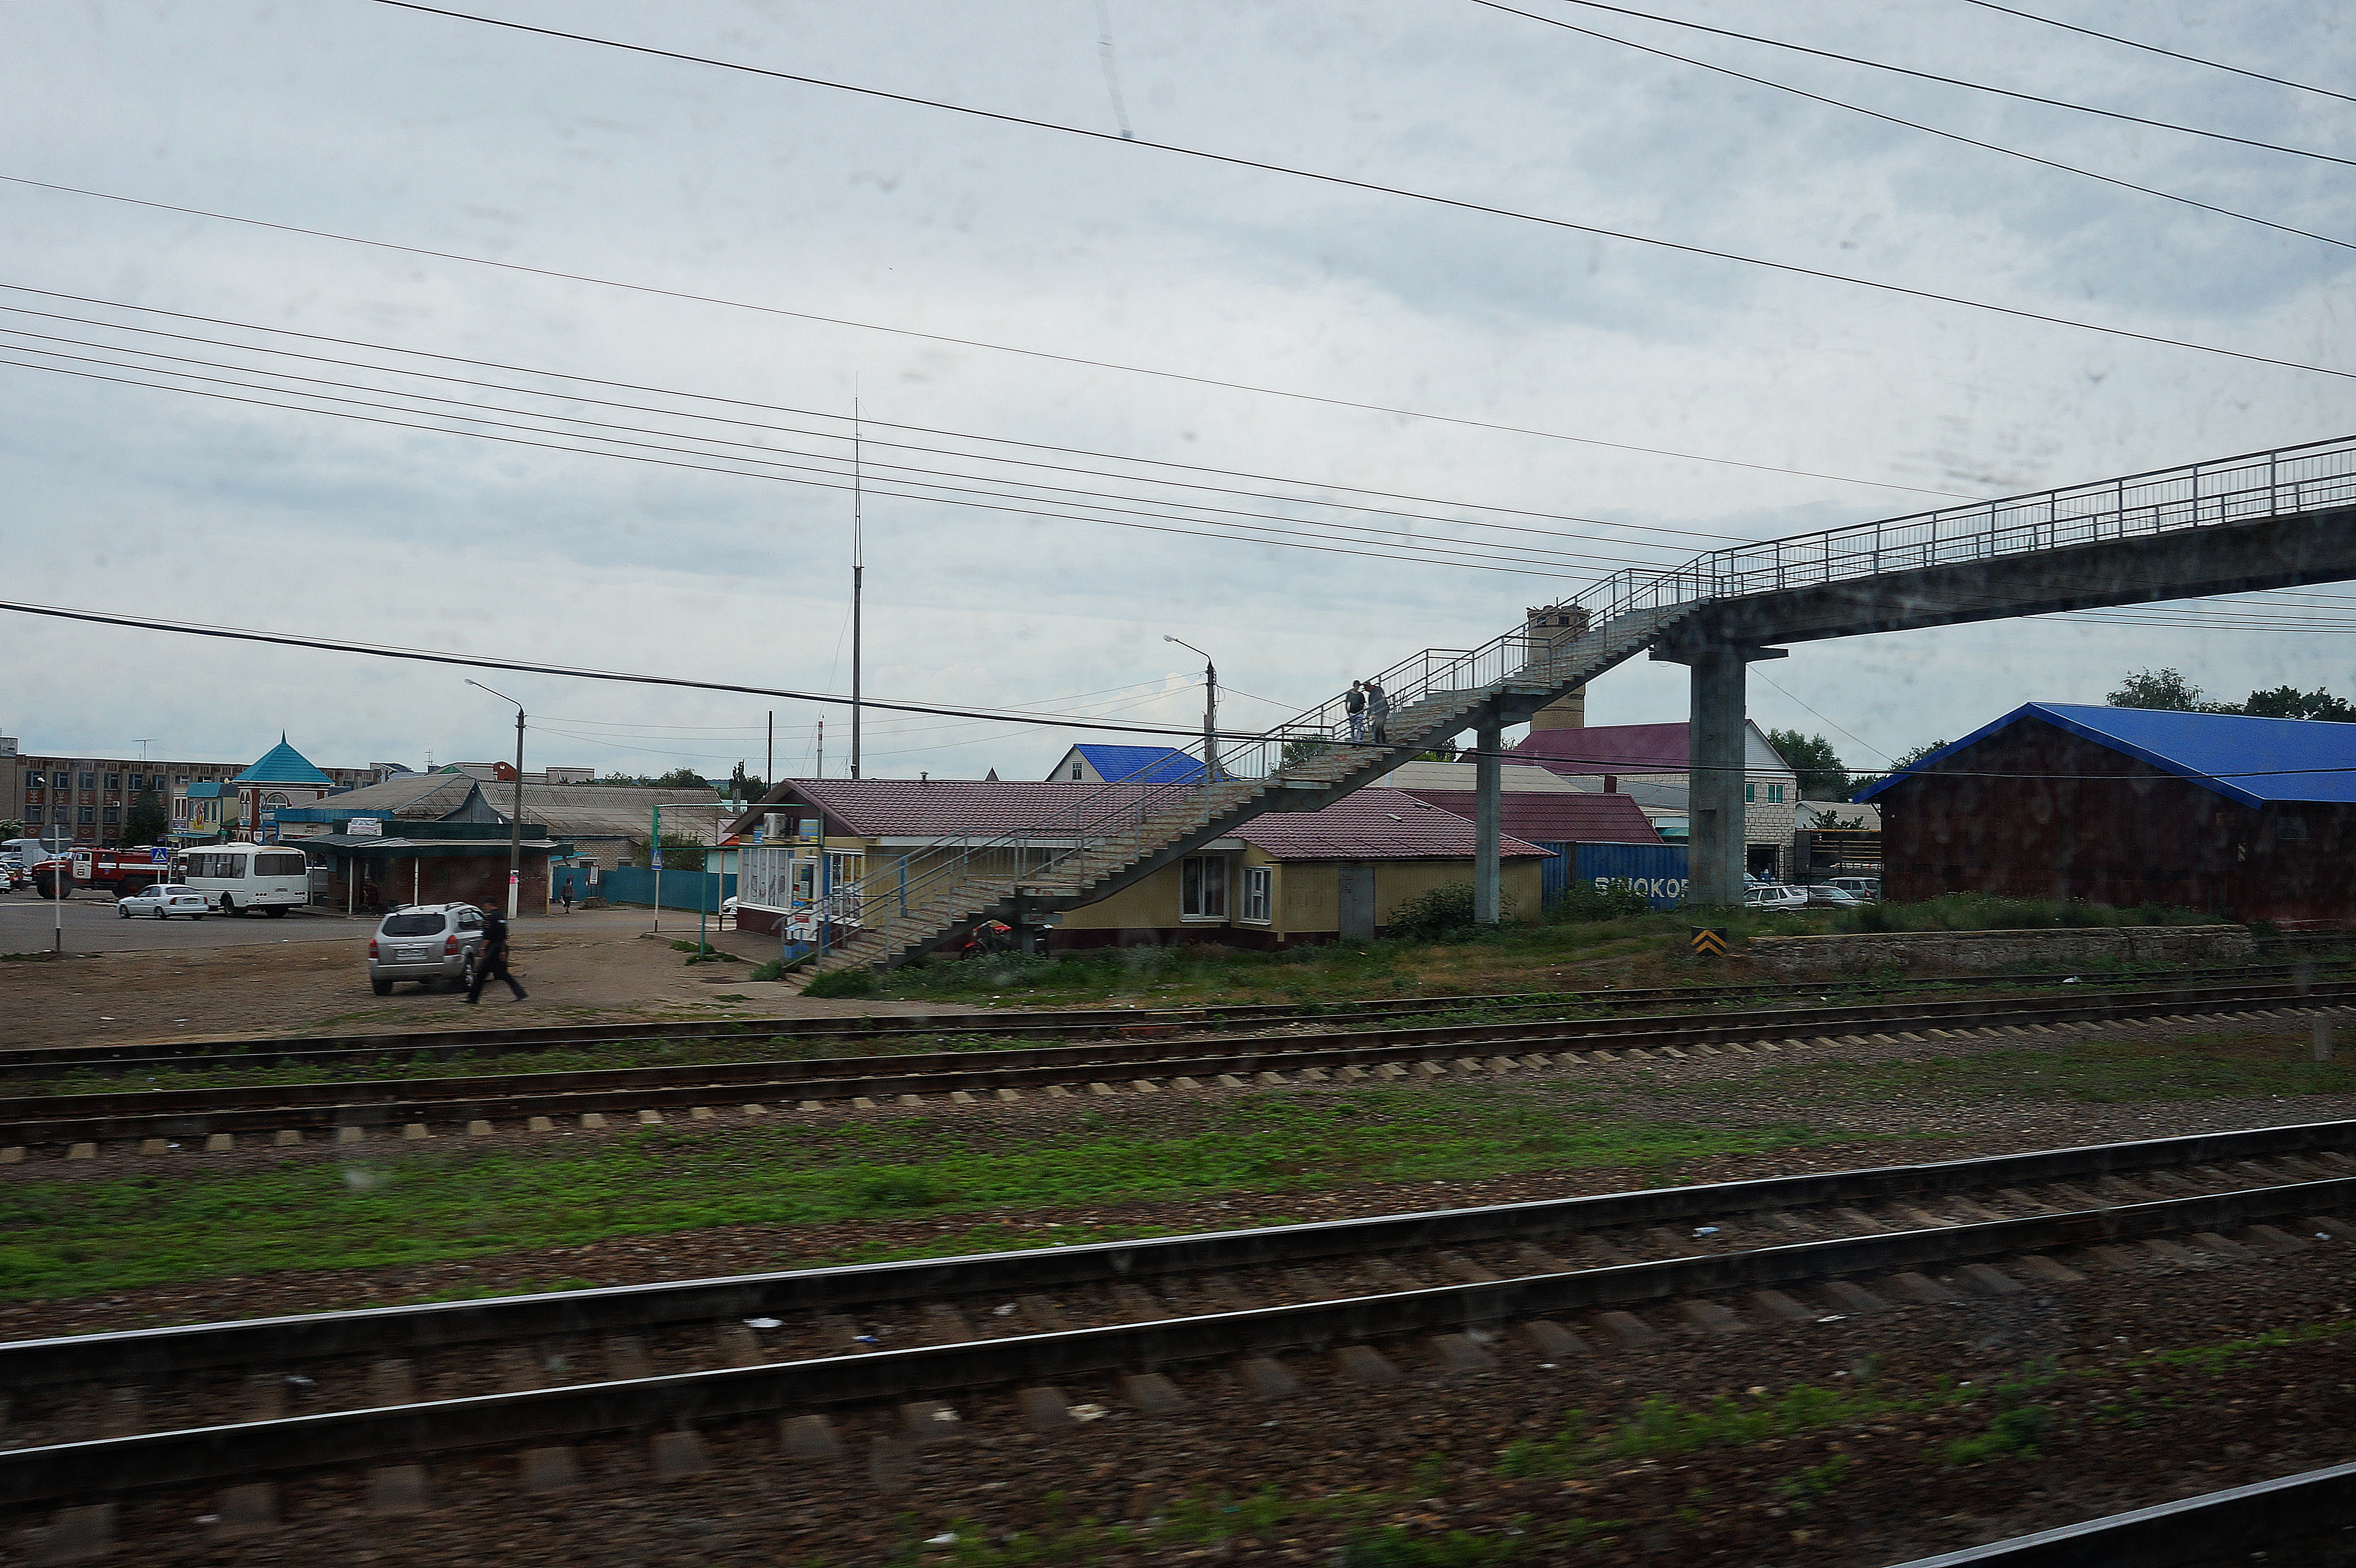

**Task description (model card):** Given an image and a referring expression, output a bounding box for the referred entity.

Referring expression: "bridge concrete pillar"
[1652,640,1786,908]
[1474,710,1502,923]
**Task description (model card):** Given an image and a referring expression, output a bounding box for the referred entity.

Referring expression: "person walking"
[560,882,573,915]
[1345,681,1367,743]
[1366,679,1390,745]
[466,907,529,1004]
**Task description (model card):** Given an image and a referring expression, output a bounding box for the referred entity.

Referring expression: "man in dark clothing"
[466,909,529,1004]
[1345,681,1367,743]
[1366,680,1390,745]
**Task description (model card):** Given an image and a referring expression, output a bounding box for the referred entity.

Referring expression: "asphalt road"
[0,893,368,955]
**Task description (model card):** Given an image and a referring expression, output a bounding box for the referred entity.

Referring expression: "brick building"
[2,735,403,849]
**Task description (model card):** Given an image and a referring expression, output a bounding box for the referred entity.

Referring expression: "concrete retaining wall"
[1747,924,2258,976]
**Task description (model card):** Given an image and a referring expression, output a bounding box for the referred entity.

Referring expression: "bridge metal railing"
[1581,431,2356,613]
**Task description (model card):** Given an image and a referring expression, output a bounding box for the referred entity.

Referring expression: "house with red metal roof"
[727,780,1550,949]
[1511,719,1799,877]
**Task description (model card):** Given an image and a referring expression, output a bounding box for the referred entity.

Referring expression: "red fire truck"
[31,846,172,899]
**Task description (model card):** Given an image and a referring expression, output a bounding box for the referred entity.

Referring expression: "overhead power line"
[0,600,1245,741]
[354,4,2356,383]
[0,177,1971,502]
[6,348,1688,578]
[1542,0,2356,166]
[0,332,1682,574]
[0,288,1744,550]
[1476,0,2355,255]
[1957,0,2356,107]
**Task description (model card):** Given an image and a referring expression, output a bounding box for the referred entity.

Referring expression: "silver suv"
[367,904,486,994]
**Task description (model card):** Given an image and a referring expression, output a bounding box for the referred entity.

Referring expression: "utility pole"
[766,710,773,796]
[465,680,526,921]
[1163,635,1219,782]
[862,391,871,781]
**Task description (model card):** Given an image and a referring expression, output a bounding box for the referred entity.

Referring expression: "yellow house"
[729,781,1548,950]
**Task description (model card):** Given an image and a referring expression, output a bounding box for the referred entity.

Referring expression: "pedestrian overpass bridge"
[811,434,2356,971]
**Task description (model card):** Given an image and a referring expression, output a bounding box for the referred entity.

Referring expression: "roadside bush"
[1548,879,1653,923]
[800,967,876,998]
[1388,882,1479,942]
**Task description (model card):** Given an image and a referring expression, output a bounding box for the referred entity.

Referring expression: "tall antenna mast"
[862,383,871,777]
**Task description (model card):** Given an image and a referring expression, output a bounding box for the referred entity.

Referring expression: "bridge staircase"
[804,600,1704,975]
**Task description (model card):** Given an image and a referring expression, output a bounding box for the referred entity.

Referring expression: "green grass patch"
[1834,891,2216,933]
[0,1088,1840,1299]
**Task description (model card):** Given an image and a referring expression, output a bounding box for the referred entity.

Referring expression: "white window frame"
[1181,854,1230,920]
[1241,864,1273,924]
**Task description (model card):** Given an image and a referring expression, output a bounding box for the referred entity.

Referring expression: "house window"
[1242,865,1272,923]
[2278,817,2311,842]
[78,806,94,824]
[52,771,69,789]
[104,773,120,792]
[102,807,119,825]
[79,772,94,790]
[1767,784,1785,804]
[1181,855,1229,919]
[1071,761,1083,780]
[1743,782,1756,804]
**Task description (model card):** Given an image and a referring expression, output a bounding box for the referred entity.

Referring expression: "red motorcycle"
[960,920,1016,958]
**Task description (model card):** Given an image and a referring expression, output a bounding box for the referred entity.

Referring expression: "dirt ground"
[0,911,978,1052]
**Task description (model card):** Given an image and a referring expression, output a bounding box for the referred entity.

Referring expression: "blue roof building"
[1859,702,2356,922]
[234,734,335,787]
[1046,743,1212,786]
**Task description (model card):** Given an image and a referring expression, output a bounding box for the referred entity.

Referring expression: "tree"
[1843,740,1946,800]
[728,761,768,800]
[1416,744,1460,764]
[122,787,169,847]
[1761,729,1849,800]
[2106,668,2235,712]
[652,831,707,873]
[2239,684,2356,722]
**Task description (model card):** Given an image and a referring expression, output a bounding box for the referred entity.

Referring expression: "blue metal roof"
[1071,744,1209,784]
[1854,702,2356,809]
[233,734,333,787]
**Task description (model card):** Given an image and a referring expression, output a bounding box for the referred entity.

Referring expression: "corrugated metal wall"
[1530,841,1689,909]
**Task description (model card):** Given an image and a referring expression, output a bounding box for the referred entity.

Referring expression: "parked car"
[1742,883,1808,911]
[366,903,487,994]
[116,883,212,920]
[1803,885,1865,907]
[1829,877,1881,900]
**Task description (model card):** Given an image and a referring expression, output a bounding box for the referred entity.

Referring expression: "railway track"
[6,1120,2356,1549]
[5,976,2351,1154]
[1892,1458,2356,1567]
[12,956,2348,1084]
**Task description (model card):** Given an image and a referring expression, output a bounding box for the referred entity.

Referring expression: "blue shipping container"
[1571,842,1689,910]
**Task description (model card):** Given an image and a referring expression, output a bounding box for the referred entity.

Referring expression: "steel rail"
[5,980,2349,1145]
[1886,1457,2356,1567]
[7,1119,2351,1391]
[13,954,2344,1080]
[17,958,2339,1080]
[3,1175,2350,1506]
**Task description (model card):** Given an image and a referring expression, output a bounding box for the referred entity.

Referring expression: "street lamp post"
[1163,635,1219,783]
[465,680,527,920]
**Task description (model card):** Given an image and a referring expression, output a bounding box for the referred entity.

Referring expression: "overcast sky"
[4,0,2351,783]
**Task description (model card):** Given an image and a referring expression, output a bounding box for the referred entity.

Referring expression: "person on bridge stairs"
[1346,681,1367,743]
[467,909,529,1005]
[1366,680,1390,745]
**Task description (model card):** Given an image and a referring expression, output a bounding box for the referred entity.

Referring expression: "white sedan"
[117,883,212,920]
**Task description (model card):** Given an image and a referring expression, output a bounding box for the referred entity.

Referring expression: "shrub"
[1550,879,1653,923]
[801,967,876,998]
[1389,882,1479,941]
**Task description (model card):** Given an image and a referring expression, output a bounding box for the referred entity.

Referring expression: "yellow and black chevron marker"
[1689,926,1728,958]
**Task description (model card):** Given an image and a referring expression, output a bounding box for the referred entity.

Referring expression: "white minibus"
[179,845,312,915]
